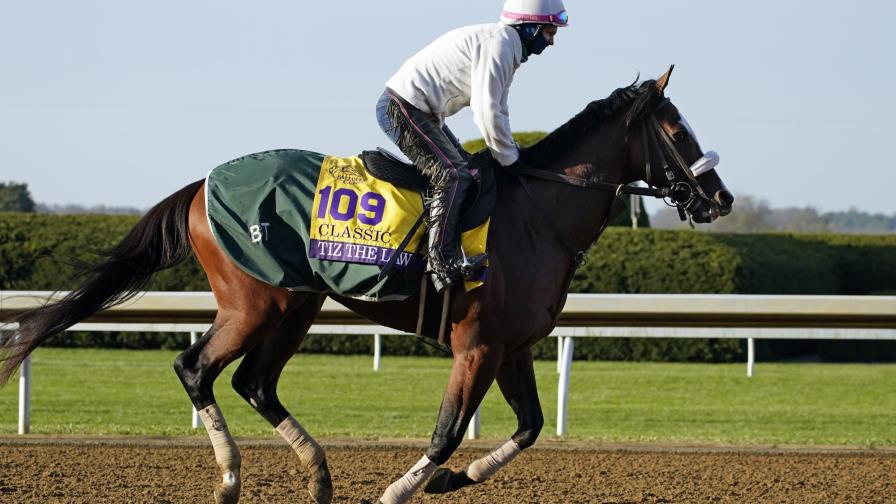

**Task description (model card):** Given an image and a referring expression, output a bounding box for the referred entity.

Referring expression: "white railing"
[1,322,482,437]
[3,291,895,437]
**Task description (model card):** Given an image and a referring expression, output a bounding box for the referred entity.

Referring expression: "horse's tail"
[0,179,205,385]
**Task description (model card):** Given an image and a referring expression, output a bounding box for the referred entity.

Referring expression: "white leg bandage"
[465,440,521,483]
[379,455,438,504]
[276,416,326,470]
[198,404,241,486]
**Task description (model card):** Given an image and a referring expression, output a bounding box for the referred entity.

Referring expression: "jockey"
[376,0,569,292]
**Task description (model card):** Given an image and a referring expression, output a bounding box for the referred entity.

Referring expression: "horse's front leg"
[376,325,502,504]
[424,348,543,494]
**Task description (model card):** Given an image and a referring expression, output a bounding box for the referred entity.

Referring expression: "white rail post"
[631,194,641,229]
[557,335,563,374]
[18,354,31,435]
[373,334,381,371]
[747,337,755,378]
[190,331,200,429]
[467,407,481,439]
[556,336,574,437]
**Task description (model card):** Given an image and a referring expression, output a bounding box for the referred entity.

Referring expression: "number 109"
[316,186,386,226]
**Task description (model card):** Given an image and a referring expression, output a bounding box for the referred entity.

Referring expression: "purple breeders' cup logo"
[328,161,366,185]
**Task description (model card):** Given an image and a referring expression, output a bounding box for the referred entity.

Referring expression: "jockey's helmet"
[500,0,569,27]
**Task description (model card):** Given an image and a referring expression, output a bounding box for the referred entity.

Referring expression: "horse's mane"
[521,79,660,166]
[470,78,662,170]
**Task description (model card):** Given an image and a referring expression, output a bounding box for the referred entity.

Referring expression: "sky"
[2,1,895,214]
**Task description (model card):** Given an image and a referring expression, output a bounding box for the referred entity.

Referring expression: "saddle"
[362,148,497,352]
[361,148,496,234]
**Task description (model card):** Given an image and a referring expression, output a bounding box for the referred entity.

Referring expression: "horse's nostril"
[715,190,734,215]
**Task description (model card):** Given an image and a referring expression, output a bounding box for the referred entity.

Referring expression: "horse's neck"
[521,130,628,251]
[489,171,612,274]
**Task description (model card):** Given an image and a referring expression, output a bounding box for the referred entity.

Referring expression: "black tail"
[0,179,204,384]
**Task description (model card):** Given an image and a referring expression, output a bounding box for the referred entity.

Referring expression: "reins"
[511,164,672,199]
[504,97,710,264]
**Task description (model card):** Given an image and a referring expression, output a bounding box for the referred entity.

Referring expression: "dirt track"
[0,438,893,503]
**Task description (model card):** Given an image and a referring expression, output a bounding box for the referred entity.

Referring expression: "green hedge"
[2,213,894,362]
[0,213,207,292]
[572,230,842,295]
[1,213,209,353]
[569,229,896,362]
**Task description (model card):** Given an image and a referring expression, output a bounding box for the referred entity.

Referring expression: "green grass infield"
[0,348,893,446]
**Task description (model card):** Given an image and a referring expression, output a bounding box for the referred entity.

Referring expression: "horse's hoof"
[213,483,240,504]
[308,483,334,504]
[423,468,476,494]
[308,463,334,503]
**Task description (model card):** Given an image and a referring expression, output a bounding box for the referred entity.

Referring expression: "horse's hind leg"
[231,294,333,504]
[178,181,311,503]
[424,348,542,494]
[173,292,302,504]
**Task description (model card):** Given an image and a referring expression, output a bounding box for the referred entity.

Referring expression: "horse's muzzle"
[715,189,734,217]
[691,205,717,224]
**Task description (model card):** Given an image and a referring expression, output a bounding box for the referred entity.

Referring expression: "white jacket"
[386,23,523,166]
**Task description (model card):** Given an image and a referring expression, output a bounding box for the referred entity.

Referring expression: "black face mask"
[516,24,550,62]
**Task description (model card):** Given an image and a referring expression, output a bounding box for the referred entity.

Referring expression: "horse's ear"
[656,65,675,94]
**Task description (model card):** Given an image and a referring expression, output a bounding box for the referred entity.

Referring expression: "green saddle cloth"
[205,149,426,301]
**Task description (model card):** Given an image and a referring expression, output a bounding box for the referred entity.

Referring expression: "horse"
[0,67,733,504]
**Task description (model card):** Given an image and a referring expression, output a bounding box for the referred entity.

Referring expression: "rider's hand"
[505,151,525,170]
[510,146,527,169]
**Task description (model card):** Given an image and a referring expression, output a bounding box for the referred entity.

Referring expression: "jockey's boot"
[427,187,488,293]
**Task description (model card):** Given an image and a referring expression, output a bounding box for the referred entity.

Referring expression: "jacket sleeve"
[470,34,520,166]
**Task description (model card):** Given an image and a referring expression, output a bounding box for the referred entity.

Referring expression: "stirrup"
[457,253,488,280]
[429,253,488,293]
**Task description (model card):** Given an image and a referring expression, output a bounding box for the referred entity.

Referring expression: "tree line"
[5,133,894,235]
[652,195,896,234]
[0,182,143,215]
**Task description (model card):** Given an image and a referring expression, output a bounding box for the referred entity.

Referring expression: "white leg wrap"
[379,455,437,504]
[465,440,521,483]
[276,416,326,469]
[198,404,241,485]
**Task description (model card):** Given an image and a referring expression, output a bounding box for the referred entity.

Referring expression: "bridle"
[508,95,719,264]
[640,98,717,222]
[514,97,716,214]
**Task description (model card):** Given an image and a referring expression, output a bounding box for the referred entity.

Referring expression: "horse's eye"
[673,131,688,143]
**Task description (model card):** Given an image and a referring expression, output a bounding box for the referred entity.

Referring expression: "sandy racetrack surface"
[0,438,893,503]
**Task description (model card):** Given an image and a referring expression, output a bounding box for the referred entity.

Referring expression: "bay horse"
[0,67,732,504]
